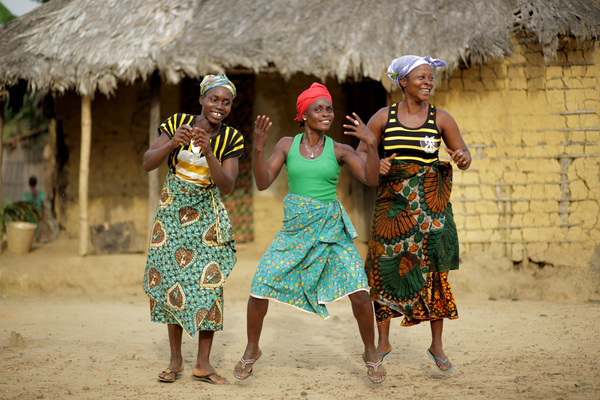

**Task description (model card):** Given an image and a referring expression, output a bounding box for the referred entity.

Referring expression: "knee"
[350,291,372,307]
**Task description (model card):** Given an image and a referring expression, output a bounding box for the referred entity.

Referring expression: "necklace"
[304,135,324,159]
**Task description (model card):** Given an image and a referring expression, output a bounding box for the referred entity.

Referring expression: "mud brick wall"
[419,38,599,268]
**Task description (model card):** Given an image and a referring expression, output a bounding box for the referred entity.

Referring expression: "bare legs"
[428,319,453,371]
[234,292,386,382]
[375,317,453,372]
[158,323,227,384]
[349,291,387,382]
[233,296,268,379]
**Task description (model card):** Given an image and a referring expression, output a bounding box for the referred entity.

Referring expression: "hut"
[1,0,599,296]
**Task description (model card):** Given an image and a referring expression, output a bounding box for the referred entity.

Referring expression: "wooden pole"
[79,95,92,256]
[148,72,161,235]
[0,99,4,245]
[0,99,4,208]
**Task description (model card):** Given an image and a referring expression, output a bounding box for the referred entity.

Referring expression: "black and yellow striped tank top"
[382,103,441,165]
[160,113,244,187]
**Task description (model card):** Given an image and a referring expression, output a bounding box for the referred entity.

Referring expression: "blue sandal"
[426,348,454,373]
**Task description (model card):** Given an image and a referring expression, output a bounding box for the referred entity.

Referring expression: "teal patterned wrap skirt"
[250,193,368,319]
[143,173,236,337]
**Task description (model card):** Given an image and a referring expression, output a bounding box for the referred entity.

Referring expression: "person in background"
[357,55,471,373]
[24,176,44,216]
[142,74,243,385]
[233,83,386,384]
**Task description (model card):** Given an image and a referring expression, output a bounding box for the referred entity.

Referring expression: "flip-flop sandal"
[233,352,262,380]
[378,350,392,362]
[157,368,183,383]
[365,358,386,384]
[426,348,454,373]
[193,372,229,385]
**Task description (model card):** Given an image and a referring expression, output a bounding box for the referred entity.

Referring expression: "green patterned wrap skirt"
[251,193,368,319]
[365,160,459,326]
[143,173,236,337]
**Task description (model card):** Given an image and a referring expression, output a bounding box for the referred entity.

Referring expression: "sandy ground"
[1,237,600,400]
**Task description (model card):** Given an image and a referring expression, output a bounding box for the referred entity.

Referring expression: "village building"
[1,0,599,296]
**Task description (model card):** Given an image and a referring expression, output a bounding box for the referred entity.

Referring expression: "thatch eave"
[0,0,599,98]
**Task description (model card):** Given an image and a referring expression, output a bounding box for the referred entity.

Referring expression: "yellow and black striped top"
[160,113,244,187]
[382,103,441,165]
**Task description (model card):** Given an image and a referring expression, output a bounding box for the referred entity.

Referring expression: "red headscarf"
[295,83,332,122]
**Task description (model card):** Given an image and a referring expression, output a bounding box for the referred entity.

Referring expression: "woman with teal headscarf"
[142,73,243,384]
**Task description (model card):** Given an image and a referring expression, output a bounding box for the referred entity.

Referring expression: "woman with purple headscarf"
[357,55,471,373]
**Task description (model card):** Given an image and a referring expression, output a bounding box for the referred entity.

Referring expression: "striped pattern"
[382,103,441,165]
[160,113,244,186]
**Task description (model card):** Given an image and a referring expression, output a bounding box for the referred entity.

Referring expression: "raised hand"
[343,113,376,146]
[254,115,272,152]
[380,153,396,176]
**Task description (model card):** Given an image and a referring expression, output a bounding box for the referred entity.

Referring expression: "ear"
[199,94,205,104]
[399,77,407,88]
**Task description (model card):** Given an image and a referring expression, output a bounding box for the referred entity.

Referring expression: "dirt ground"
[1,237,599,400]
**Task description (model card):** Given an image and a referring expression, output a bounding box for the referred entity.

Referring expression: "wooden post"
[79,95,92,256]
[148,72,161,235]
[0,99,4,213]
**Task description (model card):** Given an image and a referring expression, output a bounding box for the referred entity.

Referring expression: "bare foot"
[427,348,454,373]
[157,365,184,382]
[192,368,228,384]
[233,349,262,380]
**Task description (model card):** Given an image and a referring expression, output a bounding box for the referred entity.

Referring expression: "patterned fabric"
[200,73,237,98]
[386,55,447,86]
[159,113,244,186]
[383,103,441,165]
[250,193,368,319]
[373,271,458,326]
[365,159,459,325]
[143,173,236,337]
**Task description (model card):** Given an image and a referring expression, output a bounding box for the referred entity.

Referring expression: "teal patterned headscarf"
[199,73,237,98]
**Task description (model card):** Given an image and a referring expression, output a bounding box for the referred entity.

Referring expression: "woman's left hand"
[193,127,214,156]
[343,113,376,146]
[447,148,470,168]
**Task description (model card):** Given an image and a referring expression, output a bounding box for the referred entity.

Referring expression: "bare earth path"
[1,238,599,399]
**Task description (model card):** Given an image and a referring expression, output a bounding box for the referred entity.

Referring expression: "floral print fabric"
[251,193,368,319]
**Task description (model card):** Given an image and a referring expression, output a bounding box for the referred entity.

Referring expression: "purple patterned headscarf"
[387,55,447,87]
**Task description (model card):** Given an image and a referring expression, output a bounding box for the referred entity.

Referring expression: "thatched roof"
[0,0,599,97]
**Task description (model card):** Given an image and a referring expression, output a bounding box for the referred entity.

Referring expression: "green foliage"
[1,200,40,235]
[0,3,16,24]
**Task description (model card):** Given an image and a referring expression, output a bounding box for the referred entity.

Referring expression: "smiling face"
[199,86,233,124]
[303,98,334,131]
[400,64,435,101]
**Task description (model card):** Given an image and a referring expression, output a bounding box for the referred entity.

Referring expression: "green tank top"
[285,133,340,203]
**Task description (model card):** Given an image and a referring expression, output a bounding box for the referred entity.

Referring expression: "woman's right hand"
[380,153,396,175]
[170,124,194,149]
[254,115,272,151]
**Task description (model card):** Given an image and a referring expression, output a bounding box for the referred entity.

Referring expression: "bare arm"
[143,126,194,172]
[337,113,380,186]
[356,107,387,162]
[437,108,471,170]
[253,115,291,191]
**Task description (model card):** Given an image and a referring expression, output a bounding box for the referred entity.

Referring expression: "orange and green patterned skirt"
[365,160,459,326]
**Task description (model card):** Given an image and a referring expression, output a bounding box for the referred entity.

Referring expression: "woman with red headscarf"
[233,82,386,383]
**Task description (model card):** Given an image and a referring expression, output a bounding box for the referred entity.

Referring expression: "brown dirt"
[1,237,599,399]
